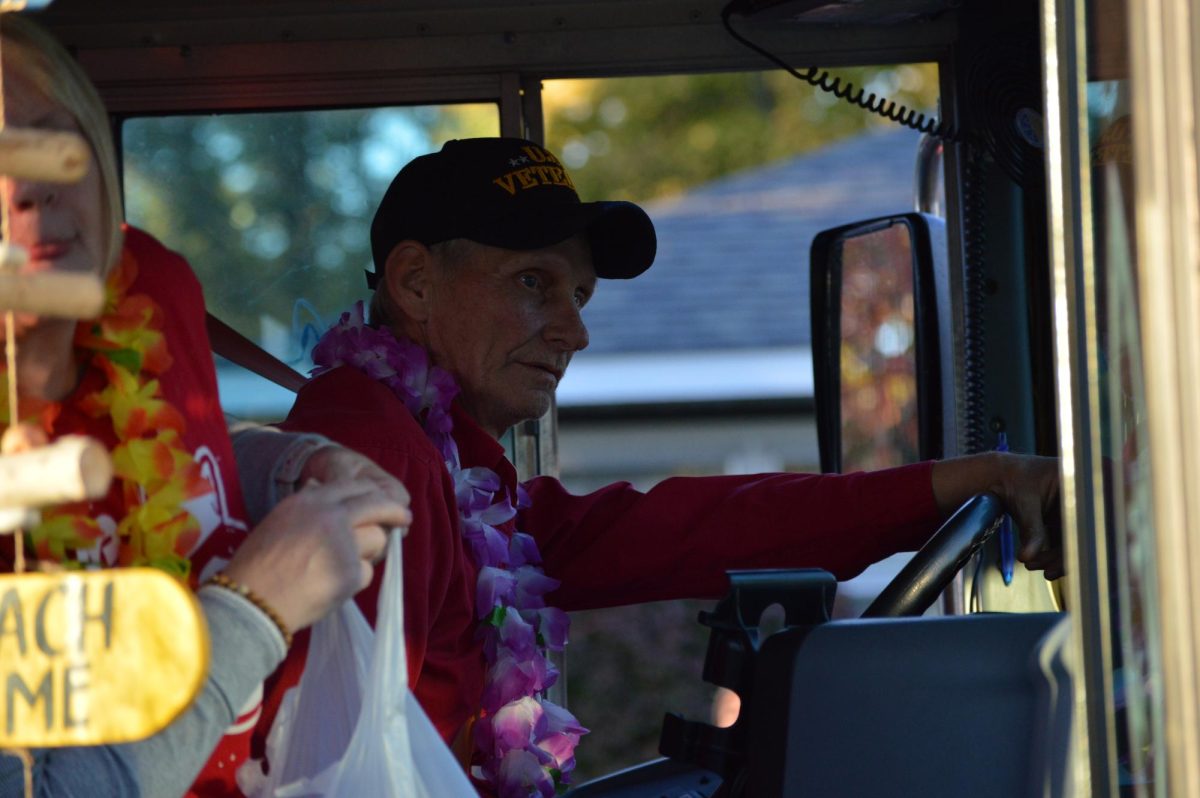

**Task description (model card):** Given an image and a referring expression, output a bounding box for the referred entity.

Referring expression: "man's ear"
[382,240,435,323]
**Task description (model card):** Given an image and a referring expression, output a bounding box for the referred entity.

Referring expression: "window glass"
[1085,0,1166,791]
[122,104,499,418]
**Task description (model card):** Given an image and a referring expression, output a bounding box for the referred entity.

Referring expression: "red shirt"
[270,363,942,757]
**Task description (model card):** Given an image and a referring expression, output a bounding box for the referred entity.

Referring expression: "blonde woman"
[0,15,411,797]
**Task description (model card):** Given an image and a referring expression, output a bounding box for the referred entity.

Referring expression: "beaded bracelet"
[205,572,294,648]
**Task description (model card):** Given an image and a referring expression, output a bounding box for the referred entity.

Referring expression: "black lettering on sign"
[79,581,114,651]
[6,671,51,735]
[35,584,66,657]
[0,589,25,656]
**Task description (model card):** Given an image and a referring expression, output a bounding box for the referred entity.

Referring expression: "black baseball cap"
[367,137,656,288]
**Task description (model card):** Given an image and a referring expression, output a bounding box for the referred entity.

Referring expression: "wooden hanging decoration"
[0,3,209,785]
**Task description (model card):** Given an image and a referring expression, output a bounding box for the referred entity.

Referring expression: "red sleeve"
[522,461,941,611]
[278,367,482,743]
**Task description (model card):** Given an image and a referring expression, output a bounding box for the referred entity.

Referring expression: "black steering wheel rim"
[861,493,1005,618]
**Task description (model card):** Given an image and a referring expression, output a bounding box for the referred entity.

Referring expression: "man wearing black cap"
[360,138,656,439]
[272,137,1060,795]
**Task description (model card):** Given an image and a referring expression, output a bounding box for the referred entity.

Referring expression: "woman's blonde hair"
[2,15,124,273]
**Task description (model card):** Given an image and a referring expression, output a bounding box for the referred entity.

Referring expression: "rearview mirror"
[810,213,948,474]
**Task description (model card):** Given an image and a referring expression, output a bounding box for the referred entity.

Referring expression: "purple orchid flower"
[512,565,561,610]
[497,608,539,660]
[457,466,502,499]
[489,697,542,753]
[508,532,542,568]
[496,749,557,798]
[477,605,540,662]
[481,654,558,712]
[476,566,517,618]
[539,699,587,737]
[534,701,586,777]
[536,734,578,776]
[463,525,511,570]
[523,606,569,651]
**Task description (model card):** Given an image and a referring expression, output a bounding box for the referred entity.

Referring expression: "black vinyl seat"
[569,570,1071,798]
[744,611,1071,797]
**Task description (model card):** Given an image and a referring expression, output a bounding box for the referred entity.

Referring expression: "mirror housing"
[810,212,949,474]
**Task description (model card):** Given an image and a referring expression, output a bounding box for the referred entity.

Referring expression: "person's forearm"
[119,587,287,798]
[228,421,331,525]
[929,452,1007,515]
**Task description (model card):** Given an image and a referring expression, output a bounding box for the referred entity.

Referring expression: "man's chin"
[510,392,554,427]
[467,392,555,436]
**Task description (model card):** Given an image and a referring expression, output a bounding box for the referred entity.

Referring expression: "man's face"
[424,236,595,437]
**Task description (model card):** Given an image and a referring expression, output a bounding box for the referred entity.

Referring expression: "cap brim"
[468,200,656,279]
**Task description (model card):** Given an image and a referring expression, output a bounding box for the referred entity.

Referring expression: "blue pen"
[996,432,1014,585]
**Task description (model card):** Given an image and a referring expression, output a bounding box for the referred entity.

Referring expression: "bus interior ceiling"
[34,1,962,113]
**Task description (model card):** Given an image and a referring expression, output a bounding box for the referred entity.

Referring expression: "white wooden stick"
[0,242,26,271]
[0,128,89,183]
[0,506,38,533]
[0,435,112,508]
[0,271,105,317]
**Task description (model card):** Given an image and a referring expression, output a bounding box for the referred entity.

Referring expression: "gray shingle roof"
[578,126,924,356]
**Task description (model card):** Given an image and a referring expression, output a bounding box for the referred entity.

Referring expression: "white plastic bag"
[243,532,477,797]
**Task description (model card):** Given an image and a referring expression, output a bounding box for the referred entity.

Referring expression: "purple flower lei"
[311,302,587,796]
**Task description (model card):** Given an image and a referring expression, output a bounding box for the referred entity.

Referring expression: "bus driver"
[274,136,1062,797]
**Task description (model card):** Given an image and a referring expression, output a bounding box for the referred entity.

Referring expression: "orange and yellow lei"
[0,247,211,579]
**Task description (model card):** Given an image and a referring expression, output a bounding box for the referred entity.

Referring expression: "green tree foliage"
[123,105,497,360]
[545,65,938,203]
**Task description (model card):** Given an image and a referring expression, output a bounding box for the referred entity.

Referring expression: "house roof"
[577,125,924,356]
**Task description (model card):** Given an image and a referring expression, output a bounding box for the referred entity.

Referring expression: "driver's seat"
[743,611,1071,797]
[568,576,1070,798]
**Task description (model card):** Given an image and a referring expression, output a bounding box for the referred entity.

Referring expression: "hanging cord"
[719,2,960,141]
[0,749,33,798]
[961,146,989,455]
[0,19,16,434]
[0,19,25,580]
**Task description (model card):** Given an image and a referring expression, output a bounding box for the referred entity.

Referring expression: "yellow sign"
[0,569,208,747]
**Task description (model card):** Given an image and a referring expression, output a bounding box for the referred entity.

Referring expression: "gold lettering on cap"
[514,168,539,189]
[493,147,576,196]
[493,174,519,195]
[522,145,552,164]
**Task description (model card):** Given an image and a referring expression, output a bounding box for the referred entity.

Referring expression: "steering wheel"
[860,493,1005,618]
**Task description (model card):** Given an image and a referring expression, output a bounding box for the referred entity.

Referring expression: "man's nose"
[546,299,589,353]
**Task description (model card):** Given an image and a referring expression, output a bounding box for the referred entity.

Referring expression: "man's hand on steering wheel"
[931,452,1063,579]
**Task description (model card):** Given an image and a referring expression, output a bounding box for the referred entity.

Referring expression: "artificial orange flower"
[18,246,215,581]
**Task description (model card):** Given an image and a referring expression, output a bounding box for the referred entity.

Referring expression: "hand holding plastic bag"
[242,532,477,797]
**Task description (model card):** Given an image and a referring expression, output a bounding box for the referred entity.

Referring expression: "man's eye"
[574,291,588,308]
[518,274,540,289]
